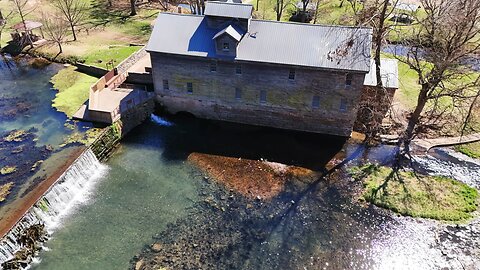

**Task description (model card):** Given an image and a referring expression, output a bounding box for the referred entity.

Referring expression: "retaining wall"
[75,63,109,78]
[116,46,147,75]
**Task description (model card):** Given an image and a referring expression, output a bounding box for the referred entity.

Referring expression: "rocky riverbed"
[131,147,480,270]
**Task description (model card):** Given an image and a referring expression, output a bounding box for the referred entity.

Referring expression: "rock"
[135,259,144,270]
[151,243,162,252]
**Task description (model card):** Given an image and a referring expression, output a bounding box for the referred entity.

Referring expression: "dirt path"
[412,133,480,153]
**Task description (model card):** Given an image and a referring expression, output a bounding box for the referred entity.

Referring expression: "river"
[1,55,479,269]
[0,55,95,239]
[29,116,479,270]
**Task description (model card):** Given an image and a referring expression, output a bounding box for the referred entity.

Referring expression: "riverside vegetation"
[350,163,479,221]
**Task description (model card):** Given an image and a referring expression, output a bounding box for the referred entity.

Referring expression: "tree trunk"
[374,0,389,87]
[70,23,77,41]
[403,85,428,153]
[130,0,137,16]
[58,42,63,54]
[313,0,320,24]
[276,0,282,21]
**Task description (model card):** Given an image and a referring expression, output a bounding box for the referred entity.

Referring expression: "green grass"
[0,182,14,202]
[51,66,97,117]
[82,45,141,67]
[456,142,480,159]
[350,164,479,221]
[0,166,17,175]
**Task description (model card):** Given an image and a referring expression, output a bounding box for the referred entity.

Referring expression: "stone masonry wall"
[150,53,366,137]
[116,46,147,75]
[90,98,154,161]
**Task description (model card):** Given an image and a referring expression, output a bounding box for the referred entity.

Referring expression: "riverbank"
[351,164,479,221]
[456,141,480,159]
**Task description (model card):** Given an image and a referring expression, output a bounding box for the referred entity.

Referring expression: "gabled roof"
[212,25,243,41]
[394,3,419,12]
[204,1,253,19]
[147,13,372,72]
[364,59,399,89]
[11,21,43,31]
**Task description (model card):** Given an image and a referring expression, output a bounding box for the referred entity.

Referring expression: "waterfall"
[0,149,108,266]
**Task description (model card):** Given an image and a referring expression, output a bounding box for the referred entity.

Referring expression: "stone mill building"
[146,1,376,137]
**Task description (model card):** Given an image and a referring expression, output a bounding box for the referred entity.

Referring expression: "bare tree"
[51,0,89,41]
[397,0,480,153]
[188,0,205,15]
[274,0,292,21]
[346,0,400,141]
[312,0,322,24]
[130,0,137,16]
[41,12,69,55]
[353,0,400,86]
[0,9,14,48]
[10,0,36,47]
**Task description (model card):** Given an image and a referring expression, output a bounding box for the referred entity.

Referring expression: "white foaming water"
[0,149,108,267]
[150,114,173,126]
[413,148,480,188]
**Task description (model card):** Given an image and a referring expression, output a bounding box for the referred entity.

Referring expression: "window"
[235,64,242,75]
[288,69,296,80]
[340,98,347,112]
[345,73,353,87]
[223,42,230,52]
[235,88,242,100]
[312,96,320,109]
[187,82,193,93]
[260,90,267,103]
[210,62,217,72]
[162,79,169,90]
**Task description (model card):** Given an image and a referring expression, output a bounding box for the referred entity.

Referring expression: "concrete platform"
[128,54,151,74]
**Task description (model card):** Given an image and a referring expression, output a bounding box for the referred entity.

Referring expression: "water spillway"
[0,149,107,267]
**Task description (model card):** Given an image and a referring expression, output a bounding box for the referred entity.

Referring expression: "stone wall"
[117,46,147,75]
[151,53,366,136]
[90,97,154,161]
[354,85,396,133]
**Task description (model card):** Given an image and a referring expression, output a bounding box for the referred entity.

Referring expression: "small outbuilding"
[10,20,45,47]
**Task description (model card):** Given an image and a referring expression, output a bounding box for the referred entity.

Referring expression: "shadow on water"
[125,115,420,270]
[123,114,348,170]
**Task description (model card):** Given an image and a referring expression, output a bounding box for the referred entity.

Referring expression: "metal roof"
[363,59,399,89]
[11,21,43,31]
[213,25,243,41]
[204,1,253,19]
[146,13,372,72]
[394,3,420,12]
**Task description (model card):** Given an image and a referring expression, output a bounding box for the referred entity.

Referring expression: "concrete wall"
[150,53,366,136]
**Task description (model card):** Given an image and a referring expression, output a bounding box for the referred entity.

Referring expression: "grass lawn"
[51,66,97,117]
[456,142,480,159]
[0,0,154,66]
[350,164,479,221]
